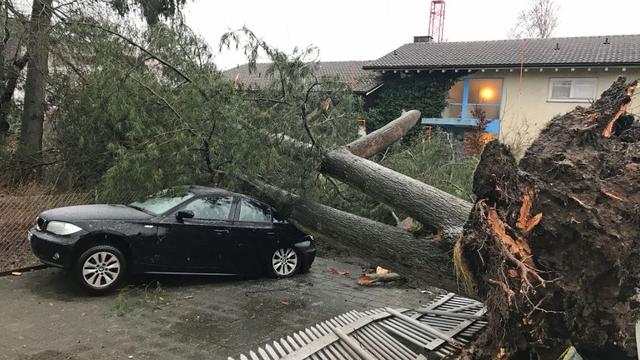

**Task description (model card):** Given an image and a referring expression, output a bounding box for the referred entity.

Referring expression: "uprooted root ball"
[457,77,640,359]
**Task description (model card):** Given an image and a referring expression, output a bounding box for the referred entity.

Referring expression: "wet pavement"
[0,257,444,360]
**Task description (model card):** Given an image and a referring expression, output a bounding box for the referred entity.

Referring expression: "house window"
[445,78,503,120]
[548,78,597,101]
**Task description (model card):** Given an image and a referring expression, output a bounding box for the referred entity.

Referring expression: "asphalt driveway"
[0,257,443,360]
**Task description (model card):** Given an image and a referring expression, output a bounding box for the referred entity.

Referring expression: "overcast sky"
[183,0,640,71]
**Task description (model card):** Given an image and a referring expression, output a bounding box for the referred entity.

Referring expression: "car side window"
[238,198,272,223]
[272,211,288,224]
[182,196,234,221]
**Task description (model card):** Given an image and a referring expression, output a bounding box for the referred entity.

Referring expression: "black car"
[29,186,316,293]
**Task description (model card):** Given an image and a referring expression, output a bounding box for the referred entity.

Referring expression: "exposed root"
[453,239,476,295]
[488,278,515,306]
[602,101,631,138]
[601,83,637,138]
[602,190,625,201]
[516,192,543,235]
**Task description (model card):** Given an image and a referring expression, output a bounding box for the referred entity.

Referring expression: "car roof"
[187,185,262,202]
[188,185,237,196]
[185,185,277,212]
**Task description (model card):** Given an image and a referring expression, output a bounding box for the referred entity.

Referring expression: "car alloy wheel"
[75,245,126,293]
[271,248,299,277]
[82,251,121,289]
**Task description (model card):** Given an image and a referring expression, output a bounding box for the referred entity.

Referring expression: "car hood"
[40,204,153,222]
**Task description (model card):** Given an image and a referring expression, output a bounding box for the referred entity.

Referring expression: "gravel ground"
[0,256,444,360]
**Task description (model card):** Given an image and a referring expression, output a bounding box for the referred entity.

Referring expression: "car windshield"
[129,188,195,215]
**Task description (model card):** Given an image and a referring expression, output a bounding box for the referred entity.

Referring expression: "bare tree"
[0,1,28,140]
[509,0,559,39]
[17,0,53,166]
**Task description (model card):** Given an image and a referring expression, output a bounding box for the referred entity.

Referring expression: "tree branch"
[346,110,421,159]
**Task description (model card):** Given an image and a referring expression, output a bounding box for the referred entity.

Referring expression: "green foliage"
[381,131,478,203]
[109,0,188,25]
[50,22,232,200]
[366,72,459,144]
[49,22,362,203]
[6,8,474,227]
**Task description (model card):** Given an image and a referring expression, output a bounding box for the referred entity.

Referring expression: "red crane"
[428,0,446,42]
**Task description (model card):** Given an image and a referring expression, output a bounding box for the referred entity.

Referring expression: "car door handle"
[214,229,229,234]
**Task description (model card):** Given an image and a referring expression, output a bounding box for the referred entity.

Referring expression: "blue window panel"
[485,119,500,135]
[421,118,501,136]
[461,78,470,119]
[422,77,503,136]
[422,118,478,126]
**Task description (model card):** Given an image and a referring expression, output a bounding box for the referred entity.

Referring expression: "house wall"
[457,68,640,157]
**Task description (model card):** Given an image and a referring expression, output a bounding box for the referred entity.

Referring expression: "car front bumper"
[29,228,78,269]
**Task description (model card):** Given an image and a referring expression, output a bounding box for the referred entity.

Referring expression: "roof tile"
[223,61,382,93]
[364,34,640,69]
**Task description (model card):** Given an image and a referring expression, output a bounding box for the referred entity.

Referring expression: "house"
[364,34,640,153]
[222,61,383,104]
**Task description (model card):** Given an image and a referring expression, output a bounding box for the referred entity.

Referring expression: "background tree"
[17,0,53,168]
[509,0,559,39]
[108,0,188,26]
[0,1,28,141]
[7,0,191,173]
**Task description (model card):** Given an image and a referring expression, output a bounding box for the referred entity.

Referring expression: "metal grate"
[228,293,487,360]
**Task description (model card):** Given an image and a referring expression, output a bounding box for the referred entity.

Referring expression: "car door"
[228,197,276,274]
[156,195,236,273]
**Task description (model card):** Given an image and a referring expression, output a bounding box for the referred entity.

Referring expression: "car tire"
[74,245,126,294]
[268,247,301,278]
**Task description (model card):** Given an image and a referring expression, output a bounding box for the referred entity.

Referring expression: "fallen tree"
[249,77,640,359]
[457,77,640,359]
[243,178,458,290]
[36,22,640,357]
[245,110,470,291]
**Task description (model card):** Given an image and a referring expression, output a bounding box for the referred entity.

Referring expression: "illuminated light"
[480,87,495,102]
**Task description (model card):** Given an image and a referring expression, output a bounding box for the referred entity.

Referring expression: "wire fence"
[0,193,91,273]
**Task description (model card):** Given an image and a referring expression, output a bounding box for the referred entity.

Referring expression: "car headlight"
[46,221,83,235]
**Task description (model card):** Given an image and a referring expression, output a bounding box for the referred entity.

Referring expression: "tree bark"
[0,54,29,138]
[241,178,458,291]
[17,0,52,165]
[346,110,422,158]
[320,147,472,238]
[269,110,473,237]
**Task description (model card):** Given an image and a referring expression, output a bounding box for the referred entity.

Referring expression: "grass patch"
[112,281,171,317]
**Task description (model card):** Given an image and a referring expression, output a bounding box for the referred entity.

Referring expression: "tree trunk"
[238,110,468,291]
[346,110,423,158]
[1,54,29,138]
[320,147,472,237]
[270,110,473,237]
[241,178,458,292]
[17,0,52,166]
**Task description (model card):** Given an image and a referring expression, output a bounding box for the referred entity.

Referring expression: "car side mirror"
[176,210,195,222]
